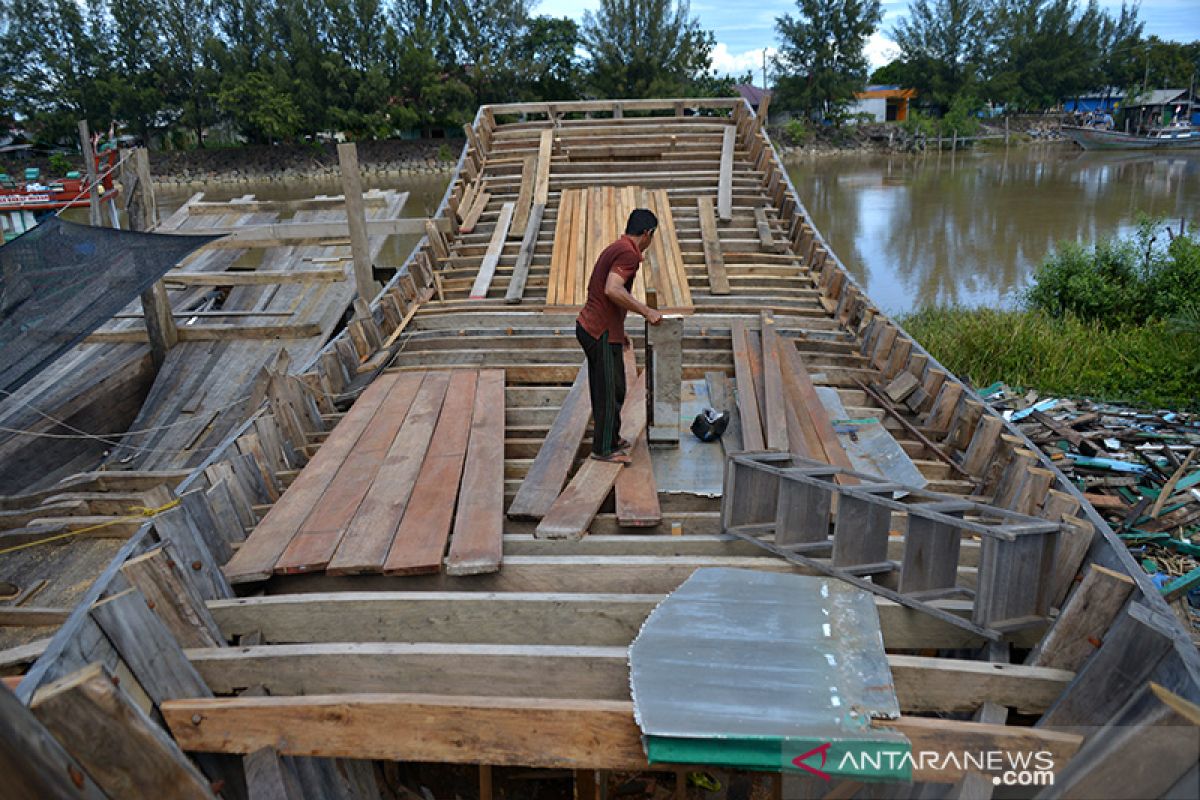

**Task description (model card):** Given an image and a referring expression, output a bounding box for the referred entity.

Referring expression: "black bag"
[691,407,730,442]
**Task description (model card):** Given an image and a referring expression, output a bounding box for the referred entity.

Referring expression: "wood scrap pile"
[982,383,1200,639]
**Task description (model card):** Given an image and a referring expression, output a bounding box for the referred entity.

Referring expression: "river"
[119,146,1200,317]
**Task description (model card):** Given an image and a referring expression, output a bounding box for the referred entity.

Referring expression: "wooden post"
[78,120,102,227]
[647,317,683,446]
[336,142,377,302]
[0,677,108,799]
[129,147,178,369]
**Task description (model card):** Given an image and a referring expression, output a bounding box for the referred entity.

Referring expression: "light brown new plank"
[326,371,451,575]
[717,125,735,221]
[445,369,507,575]
[507,365,591,520]
[223,373,400,583]
[273,373,424,575]
[383,370,478,575]
[758,311,789,450]
[509,155,534,239]
[536,370,648,540]
[458,191,490,234]
[533,129,553,205]
[615,349,660,527]
[470,201,514,299]
[778,334,857,477]
[730,321,766,450]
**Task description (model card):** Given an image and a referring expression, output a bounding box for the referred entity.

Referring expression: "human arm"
[604,271,662,325]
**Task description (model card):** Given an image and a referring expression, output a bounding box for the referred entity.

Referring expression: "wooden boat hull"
[1062,125,1200,150]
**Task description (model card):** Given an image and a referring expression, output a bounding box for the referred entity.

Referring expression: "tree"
[512,16,583,102]
[445,0,533,105]
[1137,36,1200,90]
[581,0,715,99]
[104,0,166,142]
[774,0,883,122]
[891,0,990,111]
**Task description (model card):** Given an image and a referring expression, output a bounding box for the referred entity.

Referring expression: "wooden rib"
[273,373,424,575]
[505,202,543,304]
[326,371,451,575]
[445,369,506,575]
[383,370,478,575]
[777,335,856,477]
[730,321,766,451]
[547,189,574,306]
[536,370,648,540]
[615,349,660,527]
[697,196,730,295]
[470,201,514,299]
[223,373,400,584]
[507,365,591,520]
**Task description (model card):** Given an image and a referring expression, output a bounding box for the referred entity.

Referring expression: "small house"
[848,86,917,122]
[1120,88,1200,130]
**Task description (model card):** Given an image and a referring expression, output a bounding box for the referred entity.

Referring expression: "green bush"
[436,143,454,163]
[48,152,73,174]
[900,110,937,138]
[782,118,811,145]
[1025,216,1200,325]
[937,95,980,138]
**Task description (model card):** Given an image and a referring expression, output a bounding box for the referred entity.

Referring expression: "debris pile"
[981,383,1200,641]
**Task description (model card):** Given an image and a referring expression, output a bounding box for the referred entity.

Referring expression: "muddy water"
[787,146,1200,314]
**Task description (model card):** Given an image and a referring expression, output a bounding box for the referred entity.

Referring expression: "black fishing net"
[0,217,220,395]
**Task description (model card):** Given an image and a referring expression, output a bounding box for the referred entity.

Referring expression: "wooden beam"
[470,202,515,299]
[337,141,377,300]
[717,126,735,221]
[184,644,1071,715]
[86,323,322,343]
[79,119,102,226]
[120,546,224,648]
[162,694,1082,783]
[0,673,108,799]
[186,194,392,215]
[171,217,438,247]
[30,663,214,799]
[696,197,730,295]
[160,269,346,286]
[1026,564,1136,671]
[507,366,591,520]
[534,130,553,206]
[207,592,1041,651]
[445,370,506,575]
[730,320,766,450]
[505,202,544,304]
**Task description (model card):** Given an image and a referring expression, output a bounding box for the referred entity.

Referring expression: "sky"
[536,0,1200,78]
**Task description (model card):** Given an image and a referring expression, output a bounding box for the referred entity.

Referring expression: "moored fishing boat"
[0,150,120,240]
[1063,123,1200,150]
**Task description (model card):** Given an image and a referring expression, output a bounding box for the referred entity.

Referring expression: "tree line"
[0,0,729,147]
[777,0,1199,122]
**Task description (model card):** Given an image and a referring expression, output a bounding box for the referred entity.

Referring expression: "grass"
[898,307,1200,410]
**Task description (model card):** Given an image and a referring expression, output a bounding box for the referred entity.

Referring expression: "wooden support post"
[647,317,683,445]
[717,126,735,221]
[30,663,215,799]
[78,120,102,227]
[1026,564,1135,671]
[336,142,377,302]
[120,546,225,648]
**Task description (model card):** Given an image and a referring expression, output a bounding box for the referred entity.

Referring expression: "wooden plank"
[470,202,515,299]
[30,662,214,799]
[185,645,1070,715]
[120,546,224,648]
[445,370,507,575]
[0,671,108,800]
[244,748,302,800]
[730,321,766,450]
[274,373,425,575]
[87,323,323,343]
[717,126,735,221]
[759,312,789,451]
[536,371,649,540]
[458,192,491,234]
[533,130,553,205]
[507,365,591,520]
[223,374,402,583]
[505,202,544,304]
[777,337,856,475]
[615,349,660,527]
[696,196,730,295]
[162,694,1082,783]
[383,371,478,575]
[1026,564,1136,671]
[337,142,377,301]
[754,207,780,253]
[326,372,451,575]
[509,155,535,238]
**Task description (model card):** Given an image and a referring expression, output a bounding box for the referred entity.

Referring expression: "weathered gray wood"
[0,670,109,800]
[505,202,544,304]
[30,662,214,799]
[973,528,1057,631]
[152,506,233,601]
[647,317,683,444]
[899,513,963,595]
[337,142,378,301]
[78,119,103,226]
[1026,564,1136,671]
[244,748,303,800]
[89,589,213,706]
[1040,602,1175,727]
[120,546,225,649]
[717,126,735,221]
[178,488,234,565]
[773,476,830,547]
[831,494,891,568]
[720,456,784,531]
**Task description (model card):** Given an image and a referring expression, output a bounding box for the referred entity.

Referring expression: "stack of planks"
[223,368,505,582]
[545,186,692,312]
[731,311,856,477]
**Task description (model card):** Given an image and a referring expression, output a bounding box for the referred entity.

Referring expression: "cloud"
[711,43,778,78]
[866,32,900,71]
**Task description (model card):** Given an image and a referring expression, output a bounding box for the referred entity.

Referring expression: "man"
[575,208,663,463]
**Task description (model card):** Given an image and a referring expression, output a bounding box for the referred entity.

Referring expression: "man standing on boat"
[575,209,662,463]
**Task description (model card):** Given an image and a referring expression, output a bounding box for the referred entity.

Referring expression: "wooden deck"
[4,98,1200,800]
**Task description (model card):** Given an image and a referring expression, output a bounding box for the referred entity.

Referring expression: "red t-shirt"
[576,236,642,344]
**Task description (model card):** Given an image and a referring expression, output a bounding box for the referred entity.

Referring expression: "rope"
[0,498,180,557]
[52,149,136,218]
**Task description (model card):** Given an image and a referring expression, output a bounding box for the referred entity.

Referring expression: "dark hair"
[625,208,658,236]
